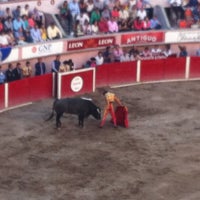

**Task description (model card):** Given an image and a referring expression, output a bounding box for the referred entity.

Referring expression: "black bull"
[46,98,101,128]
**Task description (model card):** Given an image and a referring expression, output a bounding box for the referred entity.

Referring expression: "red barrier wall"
[189,57,200,78]
[140,58,186,82]
[8,74,53,108]
[59,69,95,98]
[0,84,5,110]
[8,78,31,107]
[30,74,53,101]
[96,62,137,87]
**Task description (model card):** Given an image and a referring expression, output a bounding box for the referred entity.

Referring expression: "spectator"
[59,0,73,35]
[90,57,97,67]
[0,18,4,32]
[129,4,137,20]
[0,31,9,47]
[5,29,17,46]
[119,5,129,23]
[143,0,152,8]
[5,63,15,82]
[30,24,43,43]
[51,55,61,73]
[47,22,62,40]
[140,46,153,59]
[150,15,162,29]
[178,45,188,57]
[28,13,36,29]
[91,21,99,34]
[82,19,92,35]
[111,6,120,21]
[40,23,48,41]
[79,0,88,13]
[13,62,22,81]
[163,44,173,57]
[94,0,104,12]
[4,16,13,32]
[107,17,119,33]
[136,6,147,20]
[196,46,200,56]
[86,0,94,17]
[128,0,137,11]
[22,60,32,78]
[101,5,111,20]
[169,0,184,21]
[32,7,44,27]
[151,45,162,57]
[68,0,80,20]
[21,4,31,17]
[103,46,112,63]
[12,5,21,19]
[120,48,131,62]
[142,16,151,30]
[74,19,84,37]
[76,12,90,26]
[35,57,46,76]
[90,7,101,24]
[133,16,143,31]
[22,15,30,34]
[0,65,6,84]
[13,16,25,42]
[95,51,104,65]
[4,7,13,19]
[112,44,124,62]
[24,30,33,43]
[98,16,109,34]
[59,60,71,72]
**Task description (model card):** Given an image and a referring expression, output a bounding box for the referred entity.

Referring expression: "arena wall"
[1,56,200,112]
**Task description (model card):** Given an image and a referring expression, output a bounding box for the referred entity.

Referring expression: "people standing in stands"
[4,7,13,19]
[20,4,30,17]
[112,44,124,62]
[59,0,73,36]
[103,46,112,63]
[5,63,15,82]
[163,44,173,57]
[0,65,6,84]
[12,5,21,19]
[22,61,32,78]
[30,24,43,43]
[13,62,22,81]
[51,55,61,73]
[178,45,188,57]
[95,51,104,65]
[47,22,62,40]
[35,57,46,76]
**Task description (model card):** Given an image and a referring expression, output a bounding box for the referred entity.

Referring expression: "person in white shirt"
[76,12,90,26]
[136,6,147,20]
[95,51,104,65]
[91,21,99,34]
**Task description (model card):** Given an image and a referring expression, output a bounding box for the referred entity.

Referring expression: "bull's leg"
[56,113,63,128]
[78,114,84,128]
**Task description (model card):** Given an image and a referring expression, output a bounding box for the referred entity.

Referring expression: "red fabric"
[115,106,129,128]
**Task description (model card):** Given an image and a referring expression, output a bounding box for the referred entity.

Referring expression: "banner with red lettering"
[67,36,116,51]
[121,32,164,45]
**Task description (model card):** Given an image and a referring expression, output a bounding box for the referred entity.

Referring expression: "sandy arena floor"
[0,81,200,200]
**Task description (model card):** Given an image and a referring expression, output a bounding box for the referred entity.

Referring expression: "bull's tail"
[45,98,59,121]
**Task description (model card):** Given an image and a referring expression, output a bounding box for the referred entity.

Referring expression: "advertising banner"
[121,31,164,45]
[21,41,64,59]
[1,47,19,63]
[67,36,116,51]
[165,30,200,43]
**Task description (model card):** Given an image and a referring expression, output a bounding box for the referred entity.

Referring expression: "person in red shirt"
[98,16,109,33]
[133,16,143,31]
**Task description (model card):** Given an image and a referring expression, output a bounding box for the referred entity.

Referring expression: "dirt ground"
[0,80,200,200]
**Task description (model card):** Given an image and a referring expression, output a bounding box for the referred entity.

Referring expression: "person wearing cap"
[100,90,123,128]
